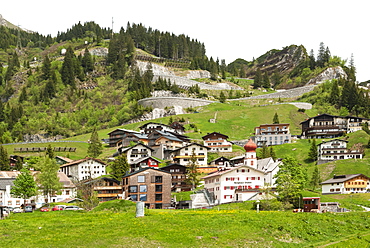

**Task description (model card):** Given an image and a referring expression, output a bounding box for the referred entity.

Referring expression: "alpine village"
[0,14,370,247]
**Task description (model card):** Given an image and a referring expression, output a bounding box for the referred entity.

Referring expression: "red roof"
[244,139,257,152]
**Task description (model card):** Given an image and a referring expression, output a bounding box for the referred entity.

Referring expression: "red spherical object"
[244,139,257,152]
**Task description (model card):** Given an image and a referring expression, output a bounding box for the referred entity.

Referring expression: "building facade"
[300,114,370,139]
[122,168,172,209]
[202,139,281,204]
[202,132,232,152]
[317,139,363,162]
[171,143,210,167]
[59,157,107,181]
[321,174,370,194]
[253,123,291,147]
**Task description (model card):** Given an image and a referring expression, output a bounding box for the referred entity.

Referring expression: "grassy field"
[1,200,370,248]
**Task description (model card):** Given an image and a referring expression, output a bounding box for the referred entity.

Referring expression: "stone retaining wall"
[138,97,215,109]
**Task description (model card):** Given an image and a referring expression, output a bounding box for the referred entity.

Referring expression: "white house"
[202,132,233,152]
[116,143,154,164]
[202,139,281,204]
[321,174,370,194]
[0,171,76,208]
[171,143,210,167]
[59,157,107,181]
[317,139,363,162]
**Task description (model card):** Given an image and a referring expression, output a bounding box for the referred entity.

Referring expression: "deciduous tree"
[37,156,62,203]
[11,168,38,204]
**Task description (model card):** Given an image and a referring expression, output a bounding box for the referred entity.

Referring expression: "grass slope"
[1,200,370,248]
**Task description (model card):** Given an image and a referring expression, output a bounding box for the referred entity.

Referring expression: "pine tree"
[61,46,76,87]
[262,71,270,88]
[273,112,279,124]
[11,168,38,204]
[253,68,262,88]
[110,154,130,181]
[0,145,9,170]
[42,55,51,80]
[310,165,320,190]
[269,146,277,161]
[308,139,318,162]
[82,48,94,73]
[186,150,201,191]
[46,144,54,159]
[329,80,340,107]
[219,91,226,103]
[87,129,103,158]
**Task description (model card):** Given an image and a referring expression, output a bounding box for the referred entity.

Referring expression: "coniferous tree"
[308,139,318,162]
[269,146,277,161]
[87,129,103,158]
[110,154,130,181]
[61,46,76,87]
[329,80,340,107]
[186,150,201,191]
[273,112,279,124]
[41,55,51,80]
[317,42,326,68]
[0,145,9,170]
[262,71,270,88]
[310,165,320,190]
[46,144,54,159]
[253,68,262,88]
[309,49,316,69]
[81,48,94,73]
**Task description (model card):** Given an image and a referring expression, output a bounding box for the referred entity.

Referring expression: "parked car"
[52,205,66,211]
[24,205,33,213]
[13,207,23,213]
[64,206,83,211]
[40,207,50,212]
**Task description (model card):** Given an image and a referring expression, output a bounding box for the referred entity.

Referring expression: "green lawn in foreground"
[1,200,369,248]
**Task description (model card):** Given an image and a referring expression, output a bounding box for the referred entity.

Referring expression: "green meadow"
[1,200,370,248]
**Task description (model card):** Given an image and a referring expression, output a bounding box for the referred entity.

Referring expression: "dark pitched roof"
[160,163,187,170]
[139,122,172,129]
[201,132,229,140]
[107,128,141,135]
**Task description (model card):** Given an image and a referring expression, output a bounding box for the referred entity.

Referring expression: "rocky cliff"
[306,66,347,85]
[245,44,308,78]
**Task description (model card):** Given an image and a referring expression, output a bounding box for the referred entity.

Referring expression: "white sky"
[2,0,369,81]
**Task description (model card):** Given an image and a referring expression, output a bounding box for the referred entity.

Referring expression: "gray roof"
[0,178,15,190]
[320,174,368,184]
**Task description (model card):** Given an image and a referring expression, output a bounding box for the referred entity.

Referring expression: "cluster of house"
[1,113,370,210]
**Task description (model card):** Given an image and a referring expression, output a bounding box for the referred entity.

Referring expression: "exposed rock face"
[246,45,308,77]
[136,61,175,76]
[89,47,108,57]
[306,66,347,85]
[186,70,211,79]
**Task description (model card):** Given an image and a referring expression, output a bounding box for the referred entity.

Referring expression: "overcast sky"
[2,0,369,81]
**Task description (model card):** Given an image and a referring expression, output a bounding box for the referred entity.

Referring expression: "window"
[155,203,162,209]
[251,177,256,180]
[139,194,147,201]
[155,185,162,192]
[139,185,147,192]
[16,200,20,205]
[138,175,145,183]
[129,186,138,193]
[66,190,70,195]
[170,169,174,172]
[129,194,138,201]
[155,194,162,201]
[154,176,162,183]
